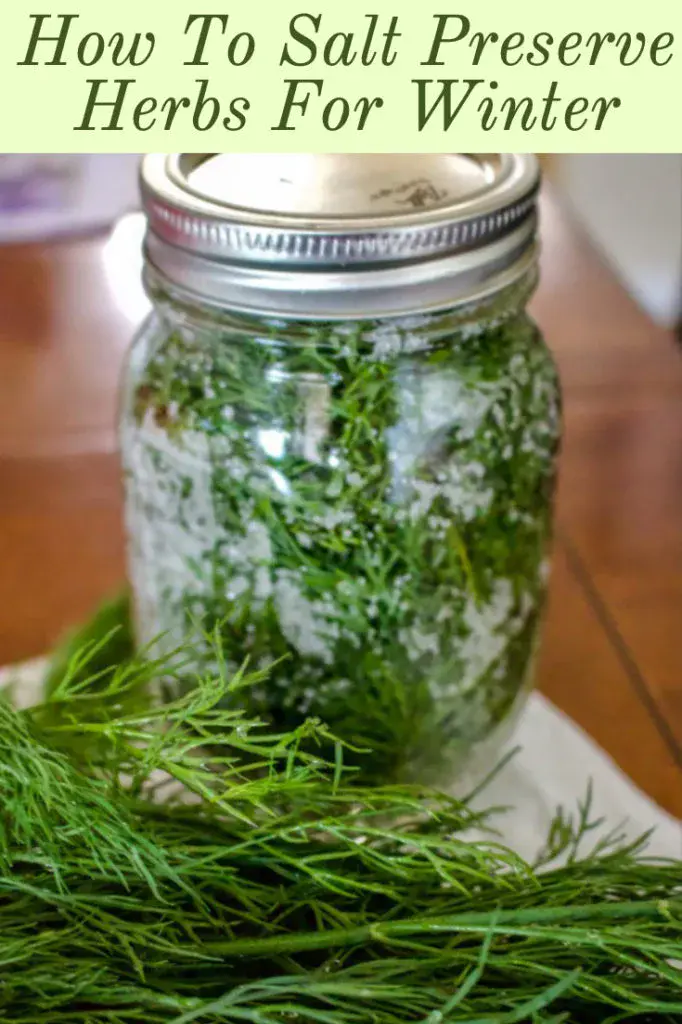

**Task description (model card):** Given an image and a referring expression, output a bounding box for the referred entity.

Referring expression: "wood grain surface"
[0,186,681,815]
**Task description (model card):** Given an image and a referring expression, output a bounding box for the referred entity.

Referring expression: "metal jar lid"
[140,153,540,320]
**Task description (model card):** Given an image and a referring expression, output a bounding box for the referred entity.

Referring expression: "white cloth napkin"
[2,658,680,860]
[467,693,682,861]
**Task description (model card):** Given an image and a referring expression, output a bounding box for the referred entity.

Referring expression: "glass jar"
[120,153,561,786]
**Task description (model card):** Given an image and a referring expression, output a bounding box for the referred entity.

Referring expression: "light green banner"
[1,0,679,151]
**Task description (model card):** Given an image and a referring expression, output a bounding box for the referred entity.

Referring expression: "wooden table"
[1,189,681,817]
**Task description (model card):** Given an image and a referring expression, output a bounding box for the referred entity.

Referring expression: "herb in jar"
[122,284,561,784]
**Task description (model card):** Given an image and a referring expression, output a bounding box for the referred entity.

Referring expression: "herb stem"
[206,899,679,958]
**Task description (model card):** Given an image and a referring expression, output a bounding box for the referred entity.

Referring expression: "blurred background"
[546,155,682,330]
[1,152,681,817]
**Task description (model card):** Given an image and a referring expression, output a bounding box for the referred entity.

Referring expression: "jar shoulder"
[122,310,558,398]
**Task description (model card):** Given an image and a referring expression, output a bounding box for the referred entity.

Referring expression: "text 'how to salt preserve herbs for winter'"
[12,11,676,138]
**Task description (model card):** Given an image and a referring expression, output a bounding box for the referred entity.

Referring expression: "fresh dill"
[1,622,681,1024]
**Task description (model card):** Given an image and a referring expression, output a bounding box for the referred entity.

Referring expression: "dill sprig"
[1,623,681,1023]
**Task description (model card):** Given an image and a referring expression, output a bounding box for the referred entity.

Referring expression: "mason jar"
[120,153,561,786]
